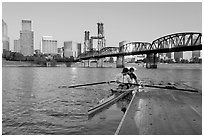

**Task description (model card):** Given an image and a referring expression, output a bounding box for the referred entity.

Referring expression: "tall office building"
[14,39,21,52]
[20,20,34,56]
[192,50,201,58]
[63,41,79,58]
[41,36,57,54]
[166,53,171,59]
[77,43,82,57]
[183,51,192,60]
[166,52,174,60]
[174,52,183,60]
[2,20,10,51]
[22,20,31,31]
[57,48,63,58]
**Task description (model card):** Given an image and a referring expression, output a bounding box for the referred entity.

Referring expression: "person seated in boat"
[116,67,132,90]
[128,67,138,84]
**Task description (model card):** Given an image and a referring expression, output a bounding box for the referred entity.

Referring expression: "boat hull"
[88,87,138,118]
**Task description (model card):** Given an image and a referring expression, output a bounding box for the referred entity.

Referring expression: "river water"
[2,63,202,135]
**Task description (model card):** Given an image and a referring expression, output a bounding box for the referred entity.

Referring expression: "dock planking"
[115,89,202,135]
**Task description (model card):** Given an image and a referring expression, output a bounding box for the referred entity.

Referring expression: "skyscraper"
[14,39,21,52]
[41,36,57,54]
[20,20,34,56]
[166,52,174,60]
[77,43,81,57]
[183,51,192,60]
[63,41,80,58]
[174,52,183,61]
[192,50,201,58]
[2,20,9,51]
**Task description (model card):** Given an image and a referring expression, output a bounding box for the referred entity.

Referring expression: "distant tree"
[175,58,180,63]
[34,56,46,66]
[180,59,189,63]
[2,50,11,60]
[25,56,34,61]
[13,52,25,61]
[53,54,62,61]
[198,58,202,64]
[159,58,164,63]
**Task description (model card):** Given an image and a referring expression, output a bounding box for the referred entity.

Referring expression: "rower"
[128,67,138,84]
[115,68,132,90]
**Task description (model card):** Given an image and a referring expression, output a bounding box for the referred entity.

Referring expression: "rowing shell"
[88,87,138,118]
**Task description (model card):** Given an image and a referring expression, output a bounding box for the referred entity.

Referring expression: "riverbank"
[2,59,202,69]
[2,59,41,67]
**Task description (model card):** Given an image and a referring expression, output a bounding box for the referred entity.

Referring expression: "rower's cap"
[122,68,129,73]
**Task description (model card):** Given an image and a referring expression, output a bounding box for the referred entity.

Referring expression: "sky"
[2,2,202,51]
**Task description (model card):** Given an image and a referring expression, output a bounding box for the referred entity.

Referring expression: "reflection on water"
[2,63,202,135]
[116,93,133,114]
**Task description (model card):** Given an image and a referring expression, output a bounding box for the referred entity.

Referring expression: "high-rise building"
[77,43,81,57]
[166,52,174,60]
[2,20,9,51]
[158,53,167,60]
[57,48,63,58]
[183,51,192,61]
[14,39,21,52]
[41,36,57,54]
[192,50,201,58]
[63,41,80,58]
[22,20,31,31]
[20,20,34,56]
[166,53,171,59]
[174,52,183,61]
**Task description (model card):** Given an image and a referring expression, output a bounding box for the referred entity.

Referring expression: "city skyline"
[2,2,202,52]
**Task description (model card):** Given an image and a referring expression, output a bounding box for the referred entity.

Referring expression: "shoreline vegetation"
[2,59,202,67]
[2,50,201,67]
[2,59,42,67]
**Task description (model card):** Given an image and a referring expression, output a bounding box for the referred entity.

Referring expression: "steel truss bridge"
[78,32,202,60]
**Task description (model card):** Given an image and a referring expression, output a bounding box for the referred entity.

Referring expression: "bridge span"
[77,32,202,68]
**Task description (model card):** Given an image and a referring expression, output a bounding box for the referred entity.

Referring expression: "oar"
[68,80,116,88]
[128,83,199,93]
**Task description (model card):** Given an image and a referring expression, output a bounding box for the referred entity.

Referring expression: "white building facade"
[64,41,81,58]
[41,36,57,54]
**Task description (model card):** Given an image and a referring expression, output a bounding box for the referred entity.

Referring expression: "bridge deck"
[115,88,202,135]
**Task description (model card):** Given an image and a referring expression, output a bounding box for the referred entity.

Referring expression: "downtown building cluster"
[2,19,201,61]
[2,19,82,59]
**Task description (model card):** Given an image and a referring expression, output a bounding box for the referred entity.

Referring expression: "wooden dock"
[115,88,202,135]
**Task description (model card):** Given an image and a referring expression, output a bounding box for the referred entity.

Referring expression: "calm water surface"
[2,63,202,135]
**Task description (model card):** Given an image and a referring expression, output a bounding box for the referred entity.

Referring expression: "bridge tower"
[96,23,106,67]
[84,31,90,53]
[97,23,105,50]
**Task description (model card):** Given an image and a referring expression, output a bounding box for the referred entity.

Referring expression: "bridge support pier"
[146,53,157,69]
[66,62,72,67]
[97,58,104,67]
[116,56,125,68]
[83,60,90,67]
